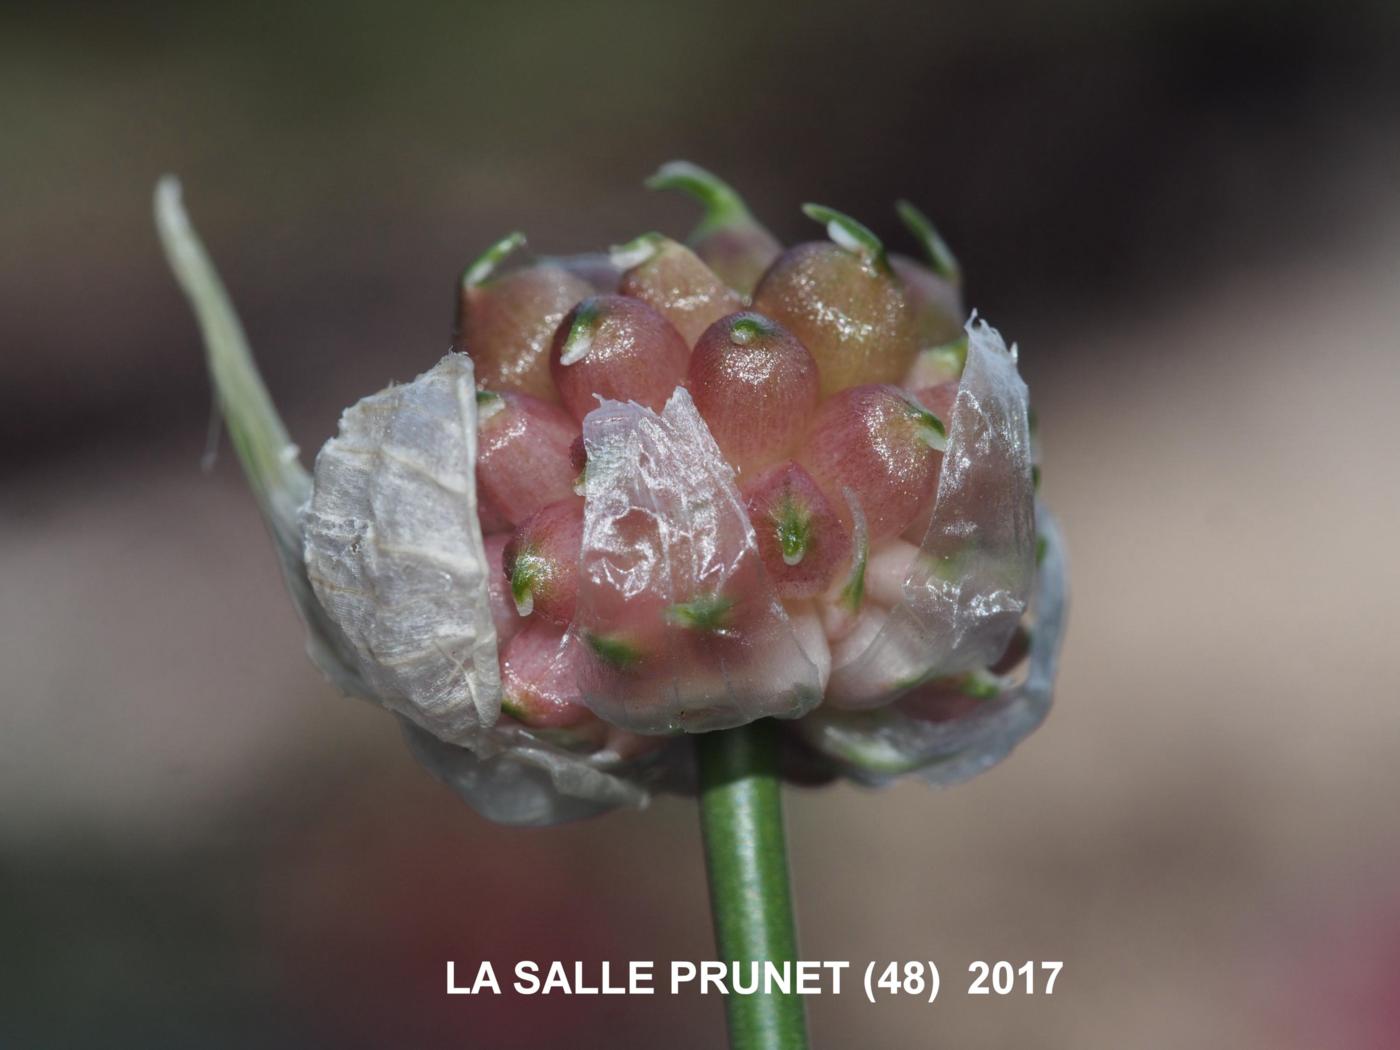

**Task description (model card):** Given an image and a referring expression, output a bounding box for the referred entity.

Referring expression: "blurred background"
[3,0,1399,1046]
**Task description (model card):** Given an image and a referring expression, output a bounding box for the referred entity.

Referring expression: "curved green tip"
[895,200,961,284]
[508,548,546,618]
[609,231,668,271]
[475,388,505,422]
[904,395,949,452]
[728,313,780,345]
[646,160,753,236]
[463,231,527,288]
[773,498,812,567]
[559,297,603,366]
[837,488,870,614]
[802,203,888,272]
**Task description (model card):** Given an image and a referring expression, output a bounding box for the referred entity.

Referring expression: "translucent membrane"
[795,509,1066,784]
[400,717,654,826]
[822,320,1036,708]
[303,354,503,743]
[573,388,822,733]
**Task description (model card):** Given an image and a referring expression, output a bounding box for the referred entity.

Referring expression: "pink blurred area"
[3,1,1399,1046]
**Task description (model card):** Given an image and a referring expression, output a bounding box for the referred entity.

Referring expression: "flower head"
[156,164,1065,826]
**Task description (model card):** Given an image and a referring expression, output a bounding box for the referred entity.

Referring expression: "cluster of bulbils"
[157,163,1065,825]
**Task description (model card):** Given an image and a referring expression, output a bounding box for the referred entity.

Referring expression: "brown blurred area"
[3,0,1399,1046]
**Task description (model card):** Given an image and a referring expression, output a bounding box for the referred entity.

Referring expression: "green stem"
[697,721,810,1050]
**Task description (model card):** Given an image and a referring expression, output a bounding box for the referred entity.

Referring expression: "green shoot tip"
[464,231,527,288]
[802,203,888,271]
[895,200,960,284]
[609,232,667,271]
[646,160,752,233]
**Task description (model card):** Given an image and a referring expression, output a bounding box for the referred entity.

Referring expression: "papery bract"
[798,511,1065,782]
[303,354,503,742]
[573,388,823,733]
[823,320,1037,708]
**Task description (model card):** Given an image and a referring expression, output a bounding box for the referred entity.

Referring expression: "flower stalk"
[696,721,810,1050]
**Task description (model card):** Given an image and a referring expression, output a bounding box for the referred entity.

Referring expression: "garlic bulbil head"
[156,162,1066,826]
